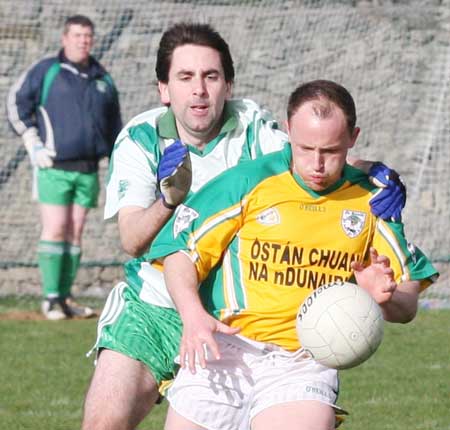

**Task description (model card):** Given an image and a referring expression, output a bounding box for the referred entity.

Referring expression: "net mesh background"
[1,0,448,305]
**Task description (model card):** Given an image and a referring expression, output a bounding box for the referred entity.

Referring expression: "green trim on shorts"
[38,168,99,207]
[97,285,182,384]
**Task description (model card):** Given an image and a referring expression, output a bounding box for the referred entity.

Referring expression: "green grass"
[1,300,449,429]
[339,310,450,430]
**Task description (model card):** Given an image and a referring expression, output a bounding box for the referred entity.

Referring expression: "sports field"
[1,299,449,429]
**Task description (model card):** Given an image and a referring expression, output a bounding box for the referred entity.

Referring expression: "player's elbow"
[383,300,418,324]
[118,225,151,257]
[402,302,419,323]
[386,281,421,323]
[396,306,418,324]
[120,238,147,258]
[123,247,143,258]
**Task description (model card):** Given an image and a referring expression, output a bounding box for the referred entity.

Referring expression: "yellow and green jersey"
[150,145,438,351]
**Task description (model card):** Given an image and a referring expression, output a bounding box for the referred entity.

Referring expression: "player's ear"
[225,81,233,99]
[284,119,291,137]
[158,81,170,105]
[349,126,360,149]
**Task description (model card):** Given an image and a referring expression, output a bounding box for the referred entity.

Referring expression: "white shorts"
[167,333,345,430]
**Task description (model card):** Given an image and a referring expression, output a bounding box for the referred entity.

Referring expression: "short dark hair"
[156,22,235,84]
[287,80,357,133]
[64,15,95,34]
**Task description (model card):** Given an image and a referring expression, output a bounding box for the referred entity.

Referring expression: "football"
[296,280,384,370]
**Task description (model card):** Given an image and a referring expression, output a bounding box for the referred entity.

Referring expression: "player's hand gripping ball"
[296,281,384,370]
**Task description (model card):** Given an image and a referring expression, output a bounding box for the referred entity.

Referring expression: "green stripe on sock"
[38,240,65,298]
[60,243,82,298]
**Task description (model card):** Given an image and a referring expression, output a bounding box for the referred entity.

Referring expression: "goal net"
[1,0,448,306]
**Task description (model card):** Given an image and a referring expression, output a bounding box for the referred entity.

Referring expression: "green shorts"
[38,168,99,208]
[95,282,182,384]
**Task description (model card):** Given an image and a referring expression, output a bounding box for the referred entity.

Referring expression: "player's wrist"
[160,195,177,210]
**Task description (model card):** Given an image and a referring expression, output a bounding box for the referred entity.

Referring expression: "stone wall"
[1,0,449,303]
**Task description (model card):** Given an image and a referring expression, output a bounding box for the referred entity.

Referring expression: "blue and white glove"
[157,140,192,209]
[22,127,56,168]
[369,162,406,222]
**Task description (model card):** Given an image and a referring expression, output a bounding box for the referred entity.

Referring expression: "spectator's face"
[62,24,93,65]
[287,101,359,192]
[159,44,232,148]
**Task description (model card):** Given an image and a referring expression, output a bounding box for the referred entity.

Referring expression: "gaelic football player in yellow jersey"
[149,80,438,430]
[82,24,407,430]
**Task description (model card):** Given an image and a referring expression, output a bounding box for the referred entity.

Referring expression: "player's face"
[62,24,93,65]
[158,44,232,148]
[287,101,359,192]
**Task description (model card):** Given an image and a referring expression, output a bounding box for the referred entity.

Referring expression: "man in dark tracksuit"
[7,14,122,319]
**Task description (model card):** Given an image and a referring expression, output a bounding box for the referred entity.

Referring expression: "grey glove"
[22,127,55,168]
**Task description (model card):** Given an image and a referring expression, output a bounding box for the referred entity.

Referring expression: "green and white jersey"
[105,99,288,307]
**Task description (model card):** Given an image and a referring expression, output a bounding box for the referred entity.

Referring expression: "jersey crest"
[96,80,108,93]
[256,207,281,226]
[173,204,199,238]
[341,210,366,238]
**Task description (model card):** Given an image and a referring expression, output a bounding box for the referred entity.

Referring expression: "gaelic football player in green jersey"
[82,24,407,430]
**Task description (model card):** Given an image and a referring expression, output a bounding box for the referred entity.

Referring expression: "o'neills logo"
[299,203,325,212]
[341,210,366,238]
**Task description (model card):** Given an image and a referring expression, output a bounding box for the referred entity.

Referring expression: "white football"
[296,280,384,370]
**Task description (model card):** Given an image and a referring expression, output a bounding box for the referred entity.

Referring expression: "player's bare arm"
[163,252,239,373]
[376,280,420,323]
[118,203,175,257]
[352,247,420,323]
[118,141,192,257]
